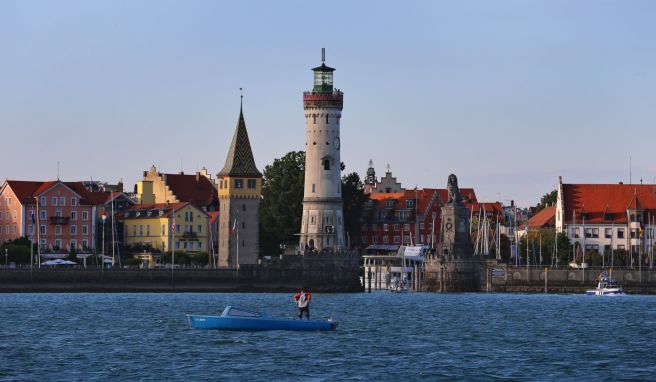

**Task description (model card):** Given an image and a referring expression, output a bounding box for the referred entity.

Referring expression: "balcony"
[50,216,70,225]
[181,232,198,241]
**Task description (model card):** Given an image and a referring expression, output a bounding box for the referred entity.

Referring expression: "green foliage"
[499,234,511,261]
[124,258,143,267]
[0,237,34,265]
[534,190,557,213]
[341,172,368,249]
[160,251,207,266]
[518,229,571,266]
[259,151,306,256]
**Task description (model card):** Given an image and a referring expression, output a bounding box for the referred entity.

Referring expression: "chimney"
[196,172,200,182]
[511,200,515,207]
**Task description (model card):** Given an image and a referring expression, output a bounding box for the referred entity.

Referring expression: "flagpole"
[111,191,115,267]
[30,212,34,272]
[101,213,105,279]
[172,207,176,277]
[35,197,41,269]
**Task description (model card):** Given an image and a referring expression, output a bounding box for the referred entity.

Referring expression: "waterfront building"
[360,186,502,253]
[361,187,476,249]
[299,51,346,252]
[364,161,405,195]
[135,166,218,211]
[87,191,136,255]
[0,180,99,253]
[122,202,210,253]
[217,102,262,267]
[555,176,656,265]
[521,205,556,232]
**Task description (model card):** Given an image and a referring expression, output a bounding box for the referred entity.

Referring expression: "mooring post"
[367,268,372,293]
[544,267,548,293]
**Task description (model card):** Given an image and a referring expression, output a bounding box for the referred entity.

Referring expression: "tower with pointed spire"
[299,49,345,253]
[217,99,262,267]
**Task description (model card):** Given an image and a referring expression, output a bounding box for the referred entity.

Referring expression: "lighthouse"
[299,49,345,253]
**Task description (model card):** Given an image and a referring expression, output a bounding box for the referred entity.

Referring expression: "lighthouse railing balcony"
[303,90,344,101]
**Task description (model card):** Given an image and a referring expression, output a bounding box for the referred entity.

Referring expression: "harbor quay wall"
[422,256,656,294]
[0,254,363,293]
[483,265,656,294]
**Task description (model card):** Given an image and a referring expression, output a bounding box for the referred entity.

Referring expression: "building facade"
[122,202,210,253]
[364,162,405,195]
[136,166,218,211]
[0,180,98,253]
[217,102,262,267]
[299,53,346,252]
[555,176,656,265]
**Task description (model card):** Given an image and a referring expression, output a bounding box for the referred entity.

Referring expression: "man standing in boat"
[294,288,312,320]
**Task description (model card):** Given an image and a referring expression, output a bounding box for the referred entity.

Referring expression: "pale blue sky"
[1,0,655,206]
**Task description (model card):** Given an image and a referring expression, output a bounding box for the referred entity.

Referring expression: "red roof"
[164,173,218,207]
[526,206,556,229]
[3,180,107,205]
[367,187,479,214]
[2,180,43,204]
[563,184,656,224]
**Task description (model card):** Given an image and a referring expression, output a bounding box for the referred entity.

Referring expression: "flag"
[101,210,107,224]
[31,213,36,224]
[171,219,176,234]
[231,218,237,235]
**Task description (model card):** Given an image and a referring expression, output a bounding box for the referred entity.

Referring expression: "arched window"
[323,159,331,171]
[242,204,246,212]
[312,114,317,124]
[326,114,330,124]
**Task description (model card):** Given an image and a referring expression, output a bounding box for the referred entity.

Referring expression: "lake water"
[1,292,655,381]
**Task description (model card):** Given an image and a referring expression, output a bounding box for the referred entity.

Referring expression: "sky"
[1,0,655,206]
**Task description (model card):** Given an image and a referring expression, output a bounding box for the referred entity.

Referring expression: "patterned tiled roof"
[2,180,108,206]
[164,173,218,207]
[563,184,656,224]
[525,206,556,229]
[218,106,262,178]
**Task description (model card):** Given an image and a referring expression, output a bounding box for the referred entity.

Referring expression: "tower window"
[323,159,331,171]
[247,179,257,189]
[326,114,329,124]
[242,204,246,212]
[312,184,315,193]
[313,115,317,124]
[235,179,243,189]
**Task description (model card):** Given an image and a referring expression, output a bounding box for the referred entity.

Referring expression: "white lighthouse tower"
[299,49,345,253]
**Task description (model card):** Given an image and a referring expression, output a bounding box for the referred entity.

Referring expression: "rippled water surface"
[1,292,655,381]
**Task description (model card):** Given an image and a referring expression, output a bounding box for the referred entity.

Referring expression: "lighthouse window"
[326,115,329,124]
[312,184,315,193]
[323,159,331,171]
[313,115,317,124]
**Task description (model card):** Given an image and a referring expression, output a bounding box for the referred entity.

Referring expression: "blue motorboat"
[187,306,339,331]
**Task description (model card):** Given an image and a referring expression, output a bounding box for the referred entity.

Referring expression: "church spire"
[218,99,262,177]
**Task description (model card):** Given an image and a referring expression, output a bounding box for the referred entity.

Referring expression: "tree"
[534,190,557,213]
[341,172,368,249]
[259,151,306,256]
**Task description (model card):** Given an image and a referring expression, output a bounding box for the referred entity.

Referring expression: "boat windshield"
[222,306,262,318]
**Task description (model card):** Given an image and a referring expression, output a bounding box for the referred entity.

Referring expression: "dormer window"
[323,159,331,171]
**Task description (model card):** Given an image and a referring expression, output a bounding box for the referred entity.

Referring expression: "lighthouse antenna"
[322,48,325,63]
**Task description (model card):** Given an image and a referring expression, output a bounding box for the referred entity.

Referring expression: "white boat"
[586,272,624,296]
